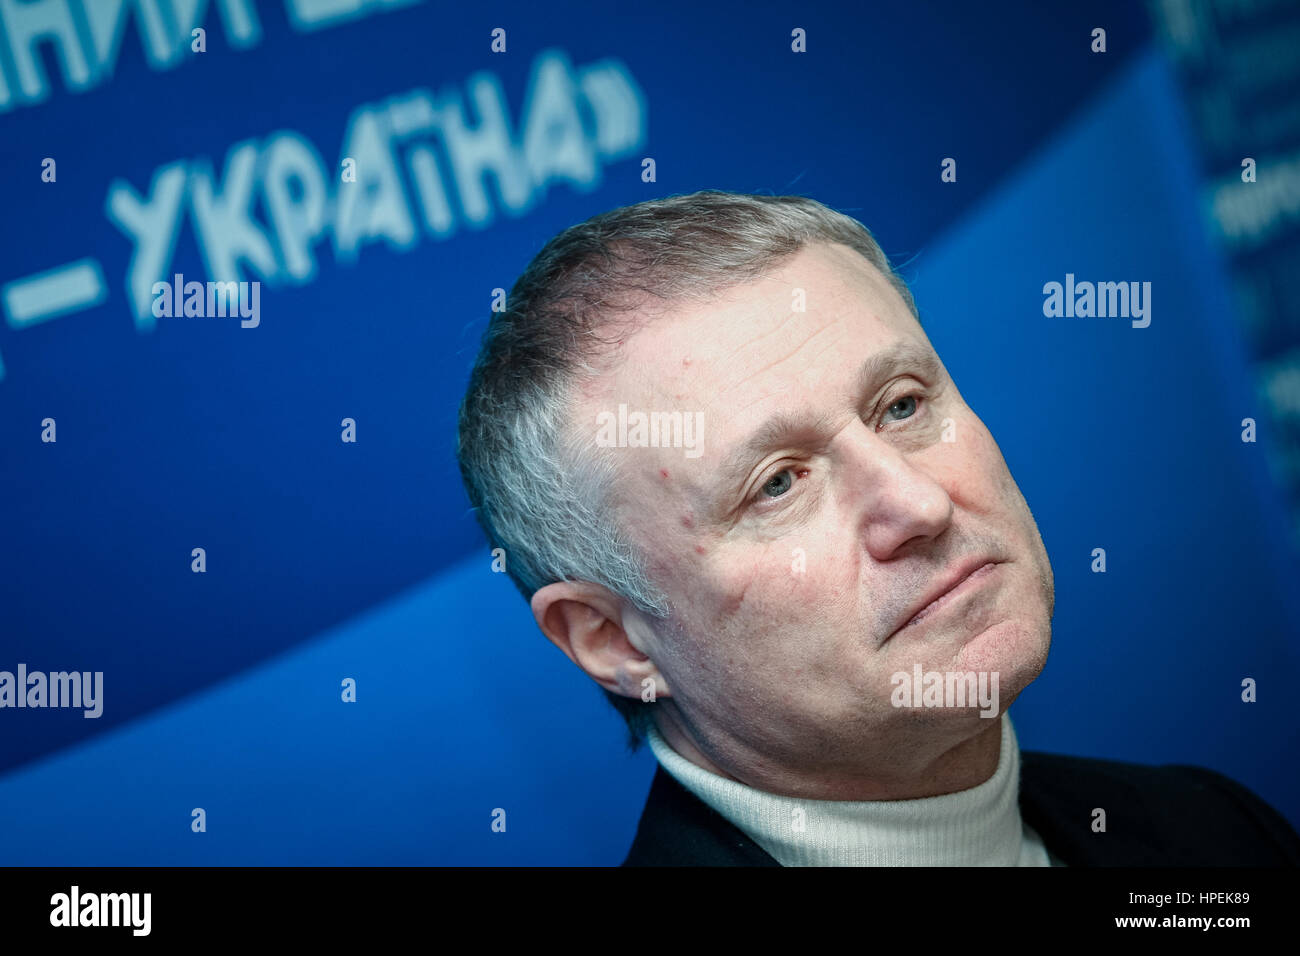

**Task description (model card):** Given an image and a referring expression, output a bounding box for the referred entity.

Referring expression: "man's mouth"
[887,559,1002,641]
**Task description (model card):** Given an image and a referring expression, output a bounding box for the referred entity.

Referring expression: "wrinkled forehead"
[563,242,926,508]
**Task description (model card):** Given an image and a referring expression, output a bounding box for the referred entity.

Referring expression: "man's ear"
[530,580,668,700]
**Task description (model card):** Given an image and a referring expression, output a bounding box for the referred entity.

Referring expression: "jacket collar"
[622,763,779,866]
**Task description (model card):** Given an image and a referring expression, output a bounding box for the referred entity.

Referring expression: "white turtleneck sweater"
[645,714,1064,866]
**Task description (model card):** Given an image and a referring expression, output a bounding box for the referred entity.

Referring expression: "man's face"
[572,241,1053,788]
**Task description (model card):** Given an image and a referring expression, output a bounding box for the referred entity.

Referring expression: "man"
[456,190,1300,866]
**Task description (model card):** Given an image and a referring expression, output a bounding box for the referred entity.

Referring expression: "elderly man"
[457,191,1299,866]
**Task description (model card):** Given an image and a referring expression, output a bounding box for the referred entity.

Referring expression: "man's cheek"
[729,542,848,629]
[678,545,783,631]
[953,422,1012,499]
[969,418,1014,477]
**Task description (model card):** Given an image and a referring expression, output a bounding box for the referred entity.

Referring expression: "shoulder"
[1020,750,1300,865]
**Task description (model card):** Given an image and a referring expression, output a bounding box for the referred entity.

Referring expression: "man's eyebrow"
[712,339,944,498]
[851,338,944,399]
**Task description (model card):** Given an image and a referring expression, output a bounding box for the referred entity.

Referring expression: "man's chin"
[964,618,1050,708]
[877,618,1047,710]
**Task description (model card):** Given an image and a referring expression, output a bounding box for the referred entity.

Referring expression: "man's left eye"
[883,395,919,423]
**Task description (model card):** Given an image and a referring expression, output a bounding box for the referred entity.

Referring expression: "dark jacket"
[621,751,1300,866]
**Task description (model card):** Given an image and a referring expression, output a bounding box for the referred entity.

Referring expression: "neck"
[653,706,1004,800]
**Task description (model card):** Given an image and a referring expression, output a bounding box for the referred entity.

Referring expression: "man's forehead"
[570,242,928,501]
[583,242,911,405]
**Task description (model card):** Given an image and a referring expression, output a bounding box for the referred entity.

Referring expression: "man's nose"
[846,424,953,560]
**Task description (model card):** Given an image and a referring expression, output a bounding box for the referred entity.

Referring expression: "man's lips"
[887,558,1002,641]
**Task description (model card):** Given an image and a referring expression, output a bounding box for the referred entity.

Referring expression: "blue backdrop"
[1,0,1296,864]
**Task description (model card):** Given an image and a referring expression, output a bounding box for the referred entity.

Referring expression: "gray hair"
[455,190,917,750]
